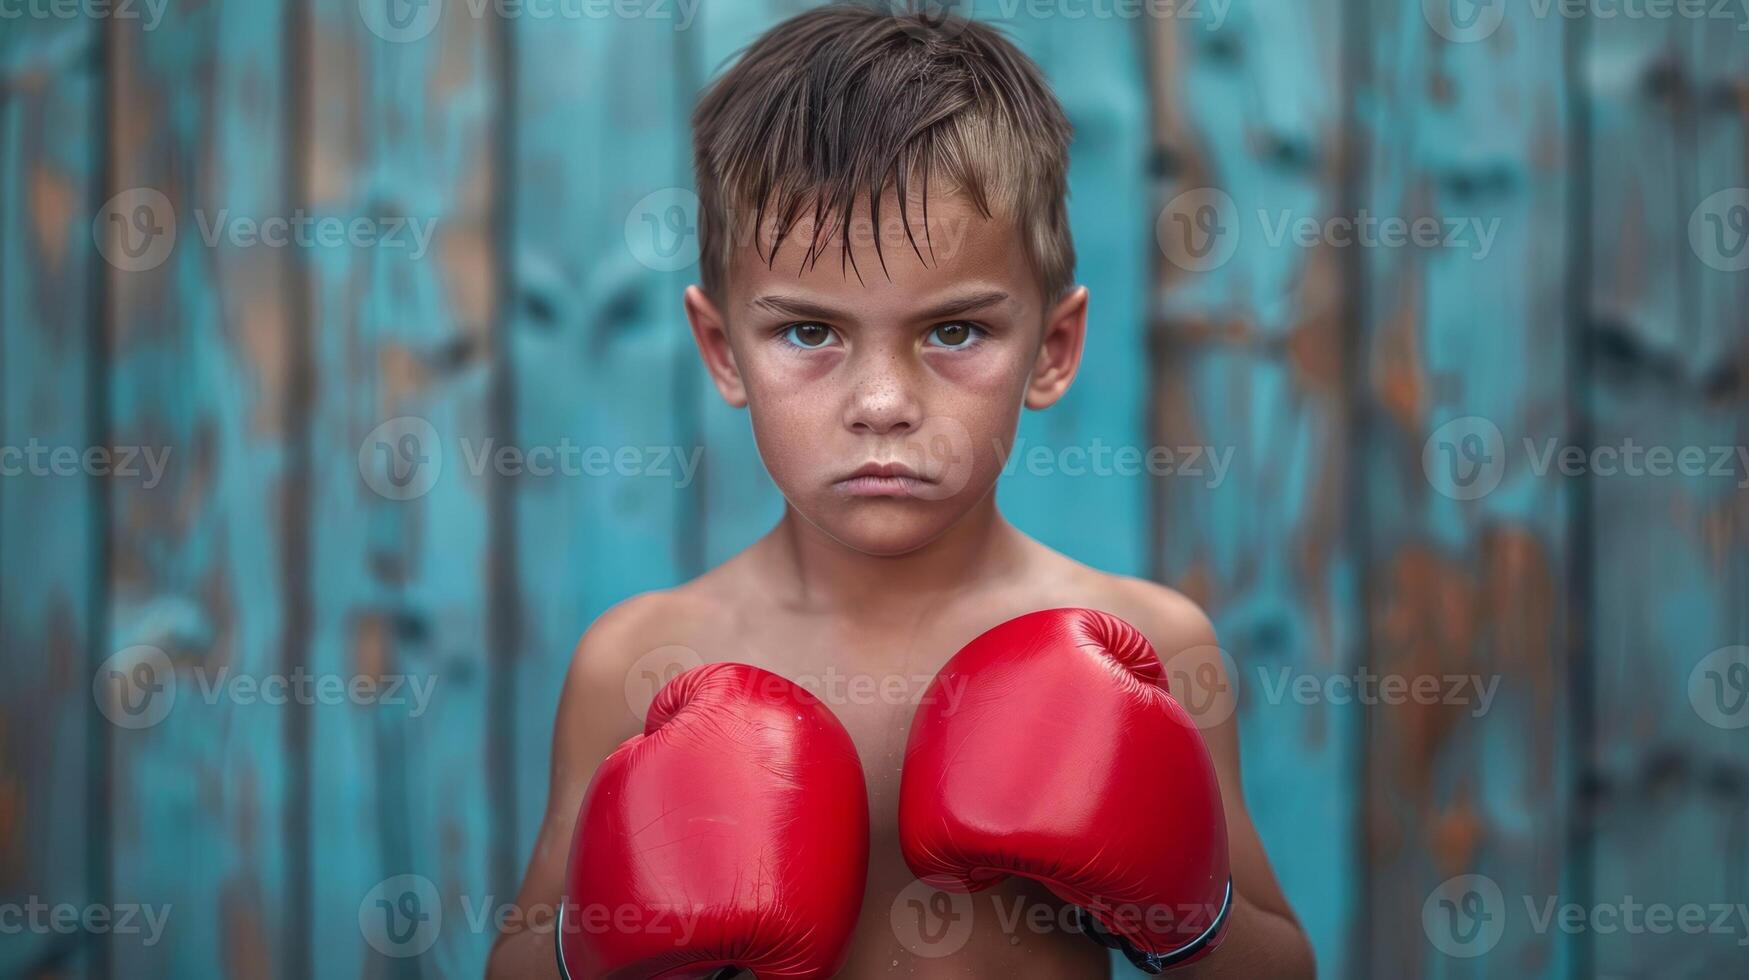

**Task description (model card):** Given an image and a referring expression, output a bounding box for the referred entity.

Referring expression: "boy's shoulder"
[1041,559,1232,727]
[560,579,740,695]
[1013,541,1217,660]
[1060,564,1219,662]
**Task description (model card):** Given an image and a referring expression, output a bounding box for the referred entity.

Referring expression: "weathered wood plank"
[992,5,1152,577]
[693,0,797,569]
[303,1,501,976]
[1586,9,1749,975]
[4,4,1736,979]
[102,1,295,976]
[1146,1,1357,975]
[508,0,701,876]
[1359,4,1576,977]
[0,16,101,980]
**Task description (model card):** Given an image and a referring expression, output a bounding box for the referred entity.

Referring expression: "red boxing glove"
[898,608,1231,973]
[558,663,869,979]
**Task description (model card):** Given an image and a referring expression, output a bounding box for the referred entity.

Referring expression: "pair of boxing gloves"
[557,608,1232,979]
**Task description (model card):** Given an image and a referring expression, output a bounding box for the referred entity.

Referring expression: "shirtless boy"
[487,5,1315,977]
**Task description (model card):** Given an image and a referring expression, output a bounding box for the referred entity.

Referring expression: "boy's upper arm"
[1121,580,1301,927]
[509,595,665,912]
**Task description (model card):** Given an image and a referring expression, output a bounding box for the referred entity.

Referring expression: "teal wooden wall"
[1,1,1744,977]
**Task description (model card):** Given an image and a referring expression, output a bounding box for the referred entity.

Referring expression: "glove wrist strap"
[1074,876,1234,975]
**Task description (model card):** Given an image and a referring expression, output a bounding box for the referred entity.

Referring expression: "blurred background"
[2,0,1745,977]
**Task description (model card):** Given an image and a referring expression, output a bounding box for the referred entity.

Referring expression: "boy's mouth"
[834,461,936,498]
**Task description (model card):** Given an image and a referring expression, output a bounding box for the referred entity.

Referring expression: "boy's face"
[686,187,1086,558]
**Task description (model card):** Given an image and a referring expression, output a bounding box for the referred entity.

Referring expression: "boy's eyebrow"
[750,289,1011,322]
[914,290,1012,320]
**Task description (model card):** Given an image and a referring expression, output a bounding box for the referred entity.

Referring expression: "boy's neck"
[763,494,1027,617]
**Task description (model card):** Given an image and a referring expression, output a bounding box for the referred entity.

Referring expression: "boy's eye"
[783,323,838,349]
[927,322,982,349]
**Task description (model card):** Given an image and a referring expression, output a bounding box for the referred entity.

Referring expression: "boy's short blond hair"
[691,2,1075,304]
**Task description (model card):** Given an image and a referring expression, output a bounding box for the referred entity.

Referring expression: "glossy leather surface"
[560,663,870,979]
[899,608,1230,962]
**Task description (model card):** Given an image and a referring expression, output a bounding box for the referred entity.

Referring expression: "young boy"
[488,5,1313,977]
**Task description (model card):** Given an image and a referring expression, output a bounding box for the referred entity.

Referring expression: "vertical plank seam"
[487,5,522,905]
[1337,0,1375,975]
[0,35,9,971]
[1562,10,1596,980]
[281,2,315,977]
[673,20,704,581]
[90,15,116,980]
[1136,12,1166,589]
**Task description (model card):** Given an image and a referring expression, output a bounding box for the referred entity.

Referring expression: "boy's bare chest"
[688,611,988,823]
[673,575,1129,827]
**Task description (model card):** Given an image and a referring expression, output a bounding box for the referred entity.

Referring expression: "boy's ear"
[1025,286,1089,410]
[685,284,748,408]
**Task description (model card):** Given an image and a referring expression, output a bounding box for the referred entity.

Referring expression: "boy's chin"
[801,502,966,558]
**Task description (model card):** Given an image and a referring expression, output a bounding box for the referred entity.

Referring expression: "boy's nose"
[842,368,922,436]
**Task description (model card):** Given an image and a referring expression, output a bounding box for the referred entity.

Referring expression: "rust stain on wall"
[306,25,363,207]
[1428,792,1485,875]
[29,164,73,270]
[1374,274,1427,433]
[1288,243,1345,397]
[222,875,272,978]
[1372,543,1480,805]
[439,218,496,337]
[0,728,19,881]
[1172,559,1215,612]
[1369,525,1564,870]
[351,611,391,682]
